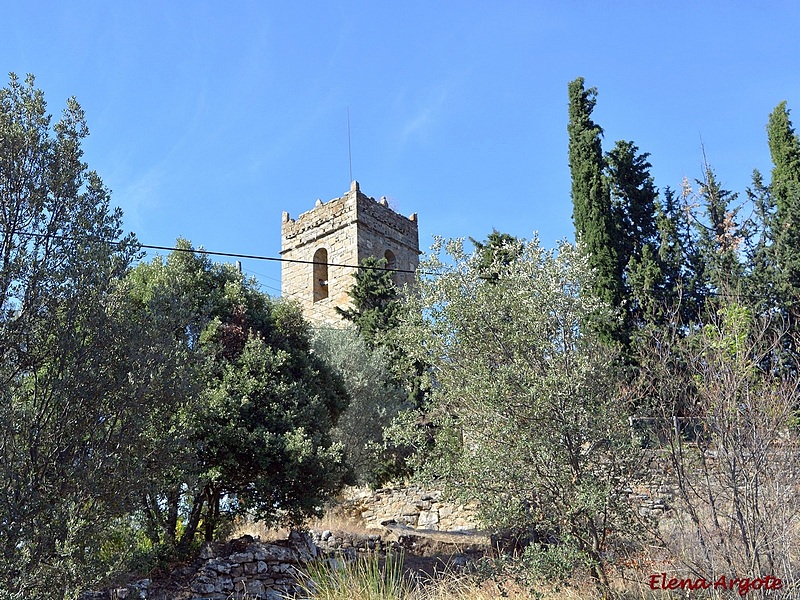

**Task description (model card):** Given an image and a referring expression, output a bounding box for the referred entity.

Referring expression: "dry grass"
[307,511,376,536]
[226,510,375,543]
[226,517,290,542]
[225,511,732,599]
[291,552,682,600]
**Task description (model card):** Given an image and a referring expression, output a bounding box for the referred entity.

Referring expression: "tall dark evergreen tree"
[606,140,661,326]
[607,141,659,266]
[338,256,427,408]
[567,78,625,342]
[338,256,427,483]
[336,256,401,346]
[742,170,777,309]
[469,229,523,283]
[651,186,702,324]
[767,101,800,317]
[694,163,743,297]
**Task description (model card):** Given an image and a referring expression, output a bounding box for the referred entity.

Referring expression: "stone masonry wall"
[281,190,358,325]
[332,485,480,532]
[83,532,321,600]
[280,181,419,326]
[355,192,419,289]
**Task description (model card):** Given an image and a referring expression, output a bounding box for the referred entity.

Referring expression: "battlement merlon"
[280,181,420,257]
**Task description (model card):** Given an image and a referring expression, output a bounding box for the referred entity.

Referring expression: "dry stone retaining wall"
[332,485,480,532]
[82,532,320,600]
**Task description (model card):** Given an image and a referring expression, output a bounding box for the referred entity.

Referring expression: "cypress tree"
[567,78,625,341]
[338,256,426,408]
[742,170,777,310]
[606,140,659,272]
[606,140,661,326]
[767,101,800,315]
[336,256,400,347]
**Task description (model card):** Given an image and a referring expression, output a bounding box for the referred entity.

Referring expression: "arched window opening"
[313,248,329,302]
[384,249,397,285]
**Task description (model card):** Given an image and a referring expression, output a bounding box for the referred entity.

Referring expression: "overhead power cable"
[8,229,783,303]
[10,229,427,275]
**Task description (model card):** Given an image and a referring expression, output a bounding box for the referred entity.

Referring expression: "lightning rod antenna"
[347,105,353,183]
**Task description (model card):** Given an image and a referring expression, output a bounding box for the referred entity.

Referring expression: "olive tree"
[311,326,407,486]
[392,236,639,586]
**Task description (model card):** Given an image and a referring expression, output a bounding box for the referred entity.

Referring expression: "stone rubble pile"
[309,529,395,555]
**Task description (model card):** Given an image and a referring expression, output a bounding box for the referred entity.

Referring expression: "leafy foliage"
[469,229,524,283]
[767,102,800,318]
[311,327,408,486]
[393,236,638,587]
[606,140,662,327]
[0,73,151,598]
[339,255,428,410]
[127,244,351,550]
[632,304,800,586]
[336,256,401,346]
[567,78,624,329]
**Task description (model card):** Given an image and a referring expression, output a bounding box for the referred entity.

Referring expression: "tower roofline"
[282,181,417,225]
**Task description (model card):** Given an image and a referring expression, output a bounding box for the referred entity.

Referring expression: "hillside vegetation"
[2,73,800,598]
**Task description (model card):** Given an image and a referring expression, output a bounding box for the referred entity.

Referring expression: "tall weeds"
[297,552,411,600]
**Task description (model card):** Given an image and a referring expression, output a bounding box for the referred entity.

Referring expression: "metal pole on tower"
[347,105,353,183]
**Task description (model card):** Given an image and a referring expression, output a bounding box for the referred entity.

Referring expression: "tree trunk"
[204,486,220,542]
[178,488,206,553]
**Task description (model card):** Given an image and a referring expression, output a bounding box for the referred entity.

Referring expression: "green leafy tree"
[338,255,427,409]
[312,327,407,486]
[337,255,430,485]
[0,74,163,598]
[128,243,350,551]
[393,236,637,589]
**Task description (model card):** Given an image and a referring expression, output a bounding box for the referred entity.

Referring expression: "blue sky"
[4,2,800,297]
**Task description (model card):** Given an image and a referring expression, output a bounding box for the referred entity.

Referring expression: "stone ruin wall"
[82,481,682,600]
[329,478,679,537]
[331,485,480,532]
[82,486,480,600]
[354,192,419,290]
[82,532,320,600]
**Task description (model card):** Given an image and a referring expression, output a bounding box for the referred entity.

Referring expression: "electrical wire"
[7,228,782,302]
[11,229,427,274]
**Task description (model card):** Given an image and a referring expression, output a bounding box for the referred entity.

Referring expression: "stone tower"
[280,181,420,326]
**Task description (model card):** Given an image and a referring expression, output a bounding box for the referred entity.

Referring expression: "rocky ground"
[311,521,491,580]
[82,524,493,600]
